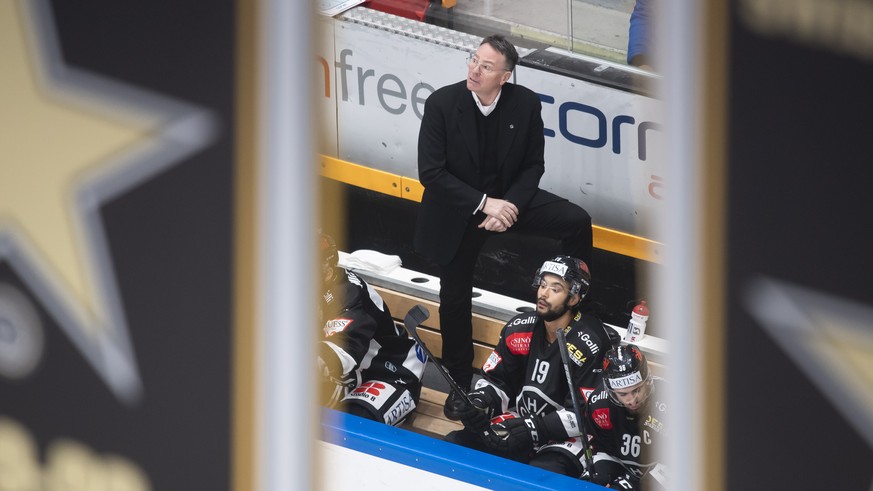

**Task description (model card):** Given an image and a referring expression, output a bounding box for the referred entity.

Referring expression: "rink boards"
[320,408,604,490]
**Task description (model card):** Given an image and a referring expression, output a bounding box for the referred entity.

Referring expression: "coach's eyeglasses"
[466,54,509,74]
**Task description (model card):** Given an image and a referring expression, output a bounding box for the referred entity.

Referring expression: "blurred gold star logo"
[0,0,214,402]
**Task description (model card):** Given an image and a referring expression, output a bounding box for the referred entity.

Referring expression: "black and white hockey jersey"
[477,310,618,441]
[319,269,426,389]
[587,376,668,487]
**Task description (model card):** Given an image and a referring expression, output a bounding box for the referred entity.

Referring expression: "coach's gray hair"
[480,34,519,72]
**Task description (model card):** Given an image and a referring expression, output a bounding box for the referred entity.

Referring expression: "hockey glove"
[457,389,496,432]
[483,416,544,458]
[444,387,494,423]
[317,352,353,407]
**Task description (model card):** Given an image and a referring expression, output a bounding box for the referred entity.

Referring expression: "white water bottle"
[623,300,649,343]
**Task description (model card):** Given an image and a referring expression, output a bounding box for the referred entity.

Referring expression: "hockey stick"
[401,304,474,407]
[556,327,596,476]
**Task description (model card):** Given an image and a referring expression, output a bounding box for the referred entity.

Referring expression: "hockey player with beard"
[444,255,619,477]
[587,344,667,490]
[317,233,426,426]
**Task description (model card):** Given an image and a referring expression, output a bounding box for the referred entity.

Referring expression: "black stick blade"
[403,304,430,331]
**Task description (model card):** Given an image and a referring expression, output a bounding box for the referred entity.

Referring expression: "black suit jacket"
[414,80,562,265]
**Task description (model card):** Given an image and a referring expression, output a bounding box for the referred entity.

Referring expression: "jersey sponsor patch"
[592,407,613,429]
[505,332,532,355]
[588,390,610,405]
[565,342,587,366]
[324,318,352,336]
[482,351,502,372]
[383,389,416,426]
[644,414,664,433]
[510,315,536,327]
[580,387,595,402]
[346,381,396,406]
[576,332,600,355]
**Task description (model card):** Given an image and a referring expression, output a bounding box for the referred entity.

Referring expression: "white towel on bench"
[344,249,402,274]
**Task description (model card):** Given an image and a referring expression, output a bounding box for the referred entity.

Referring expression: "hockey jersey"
[319,269,426,389]
[478,310,618,441]
[587,376,668,487]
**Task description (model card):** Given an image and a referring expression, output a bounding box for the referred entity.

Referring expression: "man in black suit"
[415,34,592,403]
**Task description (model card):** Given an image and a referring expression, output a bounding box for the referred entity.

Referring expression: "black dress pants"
[437,197,592,389]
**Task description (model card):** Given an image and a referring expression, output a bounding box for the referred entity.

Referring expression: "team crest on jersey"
[482,351,502,372]
[324,318,352,336]
[505,332,532,355]
[592,407,612,429]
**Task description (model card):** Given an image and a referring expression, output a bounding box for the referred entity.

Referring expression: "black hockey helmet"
[532,255,591,298]
[602,344,652,406]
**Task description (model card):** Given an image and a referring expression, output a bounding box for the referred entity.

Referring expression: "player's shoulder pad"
[570,312,619,346]
[567,313,606,340]
[587,387,612,408]
[571,311,603,329]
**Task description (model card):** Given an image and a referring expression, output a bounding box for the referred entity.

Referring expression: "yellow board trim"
[319,154,663,263]
[320,155,402,198]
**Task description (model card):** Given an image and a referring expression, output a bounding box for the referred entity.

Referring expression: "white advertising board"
[317,13,663,239]
[516,65,663,238]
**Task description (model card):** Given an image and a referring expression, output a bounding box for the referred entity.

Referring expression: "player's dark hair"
[481,34,519,72]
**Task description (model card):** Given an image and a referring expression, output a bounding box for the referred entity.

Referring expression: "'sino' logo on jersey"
[592,407,612,429]
[505,332,531,355]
